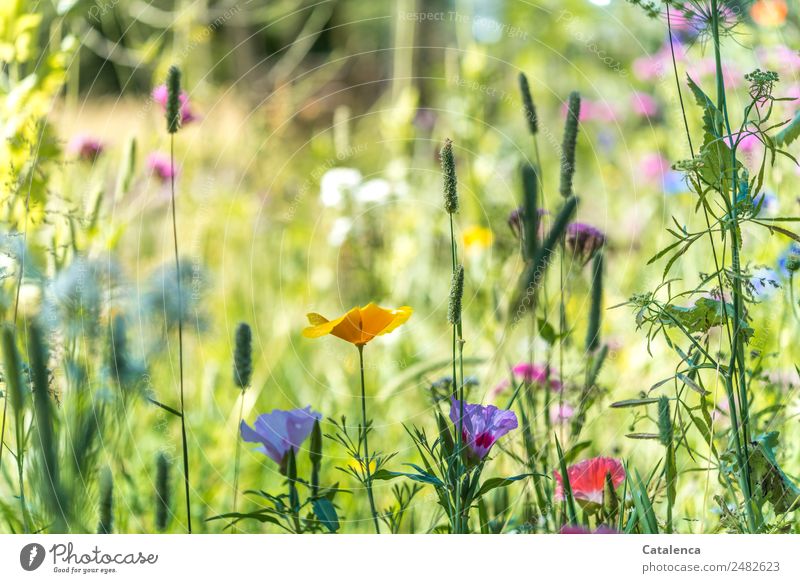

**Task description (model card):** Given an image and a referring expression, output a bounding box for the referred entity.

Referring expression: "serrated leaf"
[776,110,800,146]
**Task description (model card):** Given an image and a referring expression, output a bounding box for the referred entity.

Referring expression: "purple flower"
[153,84,198,126]
[147,152,179,182]
[449,398,518,459]
[565,222,606,264]
[559,524,619,534]
[507,207,549,239]
[68,135,104,161]
[240,406,322,466]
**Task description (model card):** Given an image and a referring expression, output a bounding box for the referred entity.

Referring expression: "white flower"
[355,178,392,204]
[328,217,353,246]
[320,168,362,207]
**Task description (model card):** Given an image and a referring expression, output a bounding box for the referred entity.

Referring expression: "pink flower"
[493,363,562,395]
[550,403,575,424]
[147,152,179,182]
[240,406,322,466]
[561,99,617,123]
[631,92,659,119]
[554,456,625,506]
[152,84,198,126]
[560,524,619,534]
[640,153,671,181]
[449,398,518,460]
[68,135,104,161]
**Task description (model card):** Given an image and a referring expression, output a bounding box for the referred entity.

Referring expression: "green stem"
[709,0,759,532]
[170,135,192,533]
[448,212,465,533]
[358,345,381,534]
[232,389,246,512]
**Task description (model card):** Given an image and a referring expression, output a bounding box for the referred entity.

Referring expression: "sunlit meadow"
[1,0,799,534]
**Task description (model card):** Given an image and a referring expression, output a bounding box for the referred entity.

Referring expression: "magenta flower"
[153,84,197,126]
[147,152,179,182]
[561,99,616,123]
[240,406,322,466]
[68,135,104,161]
[494,363,562,396]
[554,456,625,506]
[565,222,606,264]
[449,398,518,460]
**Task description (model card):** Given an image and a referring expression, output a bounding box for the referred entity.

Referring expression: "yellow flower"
[347,457,376,474]
[302,302,412,346]
[462,225,493,250]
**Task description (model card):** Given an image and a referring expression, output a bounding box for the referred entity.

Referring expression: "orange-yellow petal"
[376,305,412,337]
[303,304,412,345]
[328,307,365,344]
[302,312,341,338]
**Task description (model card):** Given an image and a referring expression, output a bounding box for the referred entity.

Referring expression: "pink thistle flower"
[565,222,606,264]
[68,135,104,161]
[449,398,518,460]
[153,84,198,126]
[240,406,322,467]
[147,152,179,182]
[554,456,625,506]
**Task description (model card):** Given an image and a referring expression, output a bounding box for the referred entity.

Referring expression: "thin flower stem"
[358,345,381,534]
[448,212,465,533]
[709,0,759,532]
[232,389,246,512]
[170,135,192,534]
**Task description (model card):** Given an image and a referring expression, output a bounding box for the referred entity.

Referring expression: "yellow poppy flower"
[751,0,787,26]
[302,302,412,346]
[462,225,493,250]
[347,457,377,474]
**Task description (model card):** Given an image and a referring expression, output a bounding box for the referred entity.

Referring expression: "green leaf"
[372,469,444,487]
[776,109,800,146]
[311,498,340,532]
[475,474,537,499]
[610,398,660,408]
[686,75,722,135]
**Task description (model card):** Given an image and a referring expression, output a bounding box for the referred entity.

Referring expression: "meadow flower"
[153,84,197,126]
[68,135,104,161]
[320,167,362,207]
[302,303,412,346]
[462,225,493,251]
[327,217,353,246]
[147,152,179,182]
[631,91,659,119]
[494,363,562,395]
[347,457,377,474]
[508,207,548,239]
[750,267,780,300]
[449,398,518,459]
[779,243,800,276]
[640,153,670,182]
[550,403,575,424]
[240,406,322,466]
[565,222,605,264]
[751,0,788,27]
[554,456,625,506]
[355,178,392,204]
[561,99,616,123]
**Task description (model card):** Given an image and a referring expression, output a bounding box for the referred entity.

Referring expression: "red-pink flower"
[493,362,562,395]
[554,456,625,506]
[153,84,198,125]
[147,152,179,182]
[68,135,104,161]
